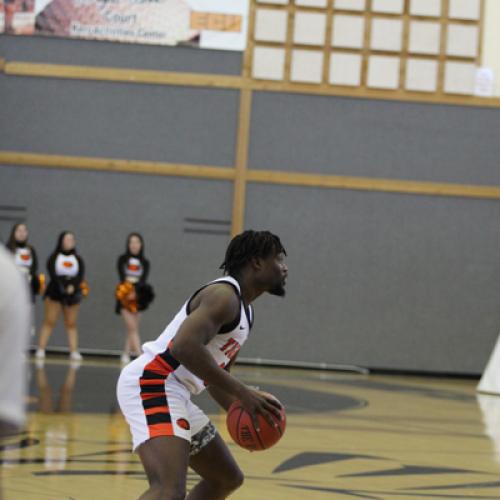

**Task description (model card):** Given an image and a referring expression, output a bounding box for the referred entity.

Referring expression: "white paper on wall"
[474,67,495,97]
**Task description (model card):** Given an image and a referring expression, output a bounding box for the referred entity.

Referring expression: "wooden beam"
[247,169,500,201]
[3,151,500,202]
[231,89,253,236]
[0,151,235,181]
[321,0,335,86]
[3,60,500,108]
[3,61,244,89]
[230,0,257,237]
[247,79,500,108]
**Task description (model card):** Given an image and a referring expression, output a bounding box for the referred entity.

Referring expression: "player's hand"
[256,390,283,413]
[238,387,283,432]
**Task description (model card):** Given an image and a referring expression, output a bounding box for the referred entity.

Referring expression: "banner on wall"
[0,0,248,51]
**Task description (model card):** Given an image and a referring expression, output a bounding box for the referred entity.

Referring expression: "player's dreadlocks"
[220,230,286,276]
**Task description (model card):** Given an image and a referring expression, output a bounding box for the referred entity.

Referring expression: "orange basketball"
[226,397,286,451]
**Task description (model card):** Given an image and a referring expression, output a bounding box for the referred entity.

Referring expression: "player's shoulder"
[200,280,240,301]
[197,280,240,313]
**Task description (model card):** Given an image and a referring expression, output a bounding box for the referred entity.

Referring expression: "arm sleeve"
[117,256,126,282]
[30,246,38,276]
[46,254,58,281]
[140,259,150,284]
[74,256,85,286]
[67,255,85,289]
[47,253,65,293]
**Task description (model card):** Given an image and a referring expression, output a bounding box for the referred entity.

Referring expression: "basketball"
[226,396,286,451]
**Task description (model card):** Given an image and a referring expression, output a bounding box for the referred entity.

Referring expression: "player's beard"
[269,282,286,297]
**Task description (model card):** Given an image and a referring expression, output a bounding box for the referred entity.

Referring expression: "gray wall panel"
[0,35,242,74]
[249,92,500,185]
[244,183,500,374]
[0,165,233,352]
[2,34,500,375]
[0,74,238,166]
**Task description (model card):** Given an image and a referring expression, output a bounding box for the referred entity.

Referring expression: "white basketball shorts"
[116,353,210,452]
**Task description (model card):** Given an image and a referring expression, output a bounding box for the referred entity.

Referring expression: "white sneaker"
[35,348,45,359]
[120,353,131,364]
[69,351,83,361]
[69,359,82,370]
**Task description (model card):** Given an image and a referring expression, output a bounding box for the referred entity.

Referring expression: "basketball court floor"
[1,358,500,499]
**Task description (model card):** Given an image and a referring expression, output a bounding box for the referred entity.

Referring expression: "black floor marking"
[273,452,384,473]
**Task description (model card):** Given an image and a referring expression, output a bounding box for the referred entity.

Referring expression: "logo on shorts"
[176,418,190,430]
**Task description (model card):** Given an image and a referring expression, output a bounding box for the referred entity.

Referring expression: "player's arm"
[206,354,240,411]
[169,285,281,428]
[207,355,282,412]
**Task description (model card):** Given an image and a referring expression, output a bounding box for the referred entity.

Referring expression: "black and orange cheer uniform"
[44,250,85,306]
[10,241,40,302]
[115,254,154,314]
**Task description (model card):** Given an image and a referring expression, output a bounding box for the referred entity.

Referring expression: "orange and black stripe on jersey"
[140,343,180,438]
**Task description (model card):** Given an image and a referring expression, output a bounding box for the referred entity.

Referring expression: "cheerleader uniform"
[44,250,85,306]
[10,241,39,302]
[115,254,154,314]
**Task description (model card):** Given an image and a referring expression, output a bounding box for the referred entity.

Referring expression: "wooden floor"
[1,358,500,499]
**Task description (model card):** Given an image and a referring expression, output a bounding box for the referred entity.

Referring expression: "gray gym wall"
[1,35,500,374]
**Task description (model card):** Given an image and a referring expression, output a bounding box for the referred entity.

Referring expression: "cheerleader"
[6,223,41,302]
[35,231,86,361]
[115,233,154,364]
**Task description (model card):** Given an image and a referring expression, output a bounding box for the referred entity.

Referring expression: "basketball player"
[117,230,288,500]
[0,244,30,497]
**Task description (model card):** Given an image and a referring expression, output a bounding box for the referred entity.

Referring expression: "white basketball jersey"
[142,277,253,395]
